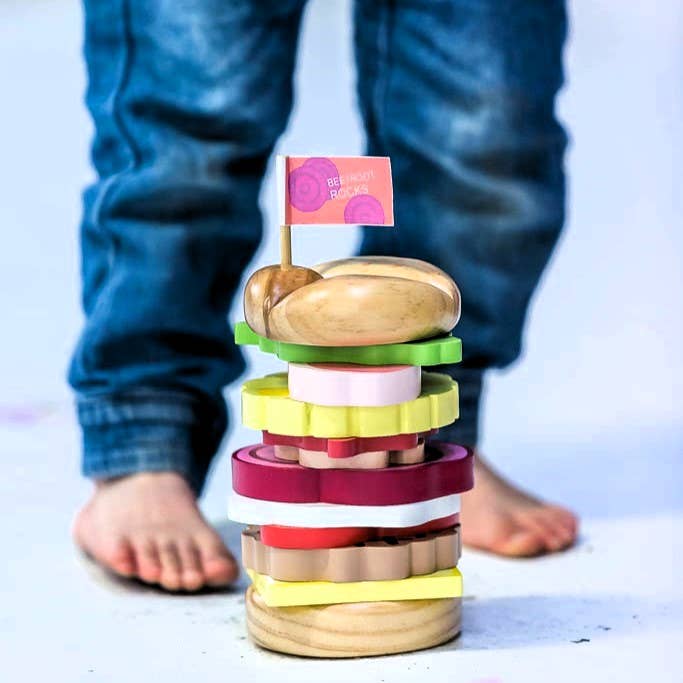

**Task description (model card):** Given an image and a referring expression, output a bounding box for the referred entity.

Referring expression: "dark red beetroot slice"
[231,441,474,505]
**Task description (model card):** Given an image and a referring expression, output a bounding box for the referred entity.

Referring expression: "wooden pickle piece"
[241,526,461,582]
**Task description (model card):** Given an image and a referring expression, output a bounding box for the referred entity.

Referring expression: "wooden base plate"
[245,586,461,658]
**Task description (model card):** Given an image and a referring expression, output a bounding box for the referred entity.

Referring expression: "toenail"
[161,577,182,591]
[139,567,161,582]
[182,572,204,591]
[102,543,135,575]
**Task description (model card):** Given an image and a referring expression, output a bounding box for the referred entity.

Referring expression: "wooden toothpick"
[280,224,292,267]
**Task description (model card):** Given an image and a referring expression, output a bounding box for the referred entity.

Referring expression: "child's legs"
[353,0,568,448]
[353,0,577,557]
[69,0,307,492]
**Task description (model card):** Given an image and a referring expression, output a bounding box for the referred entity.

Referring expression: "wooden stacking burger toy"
[228,156,474,658]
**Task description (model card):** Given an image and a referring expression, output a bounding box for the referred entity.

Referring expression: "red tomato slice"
[259,514,459,549]
[259,525,374,549]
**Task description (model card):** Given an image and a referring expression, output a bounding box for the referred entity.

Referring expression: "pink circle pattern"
[304,157,339,182]
[343,194,385,224]
[288,157,340,212]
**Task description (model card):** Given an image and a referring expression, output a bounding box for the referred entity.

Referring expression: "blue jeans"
[70,0,567,493]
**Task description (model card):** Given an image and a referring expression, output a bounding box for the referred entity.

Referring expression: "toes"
[518,511,567,553]
[546,513,576,548]
[548,517,578,549]
[495,530,546,557]
[530,508,577,551]
[158,540,183,591]
[547,506,580,537]
[197,533,239,586]
[132,538,162,584]
[99,538,136,577]
[497,508,576,556]
[73,506,136,577]
[463,519,548,558]
[177,541,205,592]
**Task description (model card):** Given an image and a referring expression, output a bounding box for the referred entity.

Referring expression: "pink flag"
[277,155,394,226]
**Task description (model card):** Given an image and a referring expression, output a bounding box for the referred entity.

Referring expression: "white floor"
[1,1,681,681]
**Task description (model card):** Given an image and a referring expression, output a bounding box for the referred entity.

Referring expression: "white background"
[0,1,681,681]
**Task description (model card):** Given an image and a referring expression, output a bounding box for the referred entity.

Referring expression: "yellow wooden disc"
[241,371,459,437]
[246,567,462,607]
[246,586,461,658]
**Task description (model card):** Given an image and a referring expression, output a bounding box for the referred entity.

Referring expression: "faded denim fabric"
[70,0,567,492]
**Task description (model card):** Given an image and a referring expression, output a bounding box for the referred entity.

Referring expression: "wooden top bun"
[243,257,460,347]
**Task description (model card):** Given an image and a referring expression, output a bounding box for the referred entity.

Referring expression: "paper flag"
[277,155,394,226]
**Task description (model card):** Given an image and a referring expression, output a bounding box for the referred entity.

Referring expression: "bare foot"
[462,454,579,557]
[73,472,239,591]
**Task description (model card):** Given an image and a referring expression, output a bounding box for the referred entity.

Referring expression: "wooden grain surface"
[245,586,461,658]
[243,257,460,346]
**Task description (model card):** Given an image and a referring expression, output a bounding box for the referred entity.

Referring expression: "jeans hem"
[435,366,484,448]
[76,388,228,494]
[82,448,196,482]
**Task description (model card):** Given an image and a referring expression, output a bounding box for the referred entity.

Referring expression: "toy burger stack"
[228,156,474,658]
